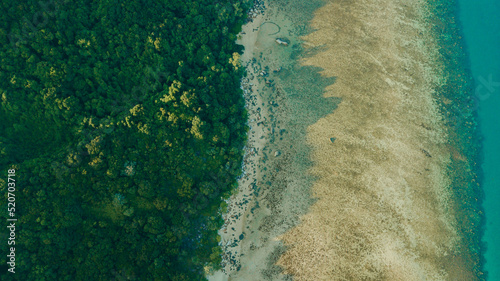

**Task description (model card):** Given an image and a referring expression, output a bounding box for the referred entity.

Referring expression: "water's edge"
[211,0,490,279]
[429,0,486,278]
[457,0,500,279]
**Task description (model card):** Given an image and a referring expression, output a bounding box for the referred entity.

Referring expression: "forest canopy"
[0,0,250,280]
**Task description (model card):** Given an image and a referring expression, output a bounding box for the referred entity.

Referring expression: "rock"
[275,38,289,46]
[274,151,281,157]
[330,137,336,143]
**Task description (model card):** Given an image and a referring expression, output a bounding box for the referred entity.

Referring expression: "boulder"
[275,38,289,46]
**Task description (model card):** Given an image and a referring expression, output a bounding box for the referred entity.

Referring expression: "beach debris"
[275,38,289,46]
[330,137,336,143]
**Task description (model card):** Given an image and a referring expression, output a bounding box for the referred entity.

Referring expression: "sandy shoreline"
[208,3,277,278]
[209,0,326,279]
[210,0,481,280]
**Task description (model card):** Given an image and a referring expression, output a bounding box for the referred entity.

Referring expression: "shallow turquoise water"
[457,0,500,279]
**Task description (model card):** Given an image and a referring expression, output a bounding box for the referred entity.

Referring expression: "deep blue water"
[457,0,500,279]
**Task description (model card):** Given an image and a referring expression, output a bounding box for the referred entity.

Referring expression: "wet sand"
[210,0,481,280]
[209,0,330,279]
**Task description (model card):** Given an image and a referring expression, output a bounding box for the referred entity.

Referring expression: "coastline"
[209,0,334,279]
[209,7,272,277]
[210,0,484,280]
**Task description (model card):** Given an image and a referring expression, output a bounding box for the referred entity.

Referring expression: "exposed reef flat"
[278,0,482,280]
[210,0,482,280]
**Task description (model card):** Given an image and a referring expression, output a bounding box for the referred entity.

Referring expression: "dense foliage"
[0,0,249,279]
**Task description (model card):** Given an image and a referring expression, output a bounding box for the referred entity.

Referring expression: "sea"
[457,0,500,280]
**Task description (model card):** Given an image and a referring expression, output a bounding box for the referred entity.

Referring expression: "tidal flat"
[210,0,483,280]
